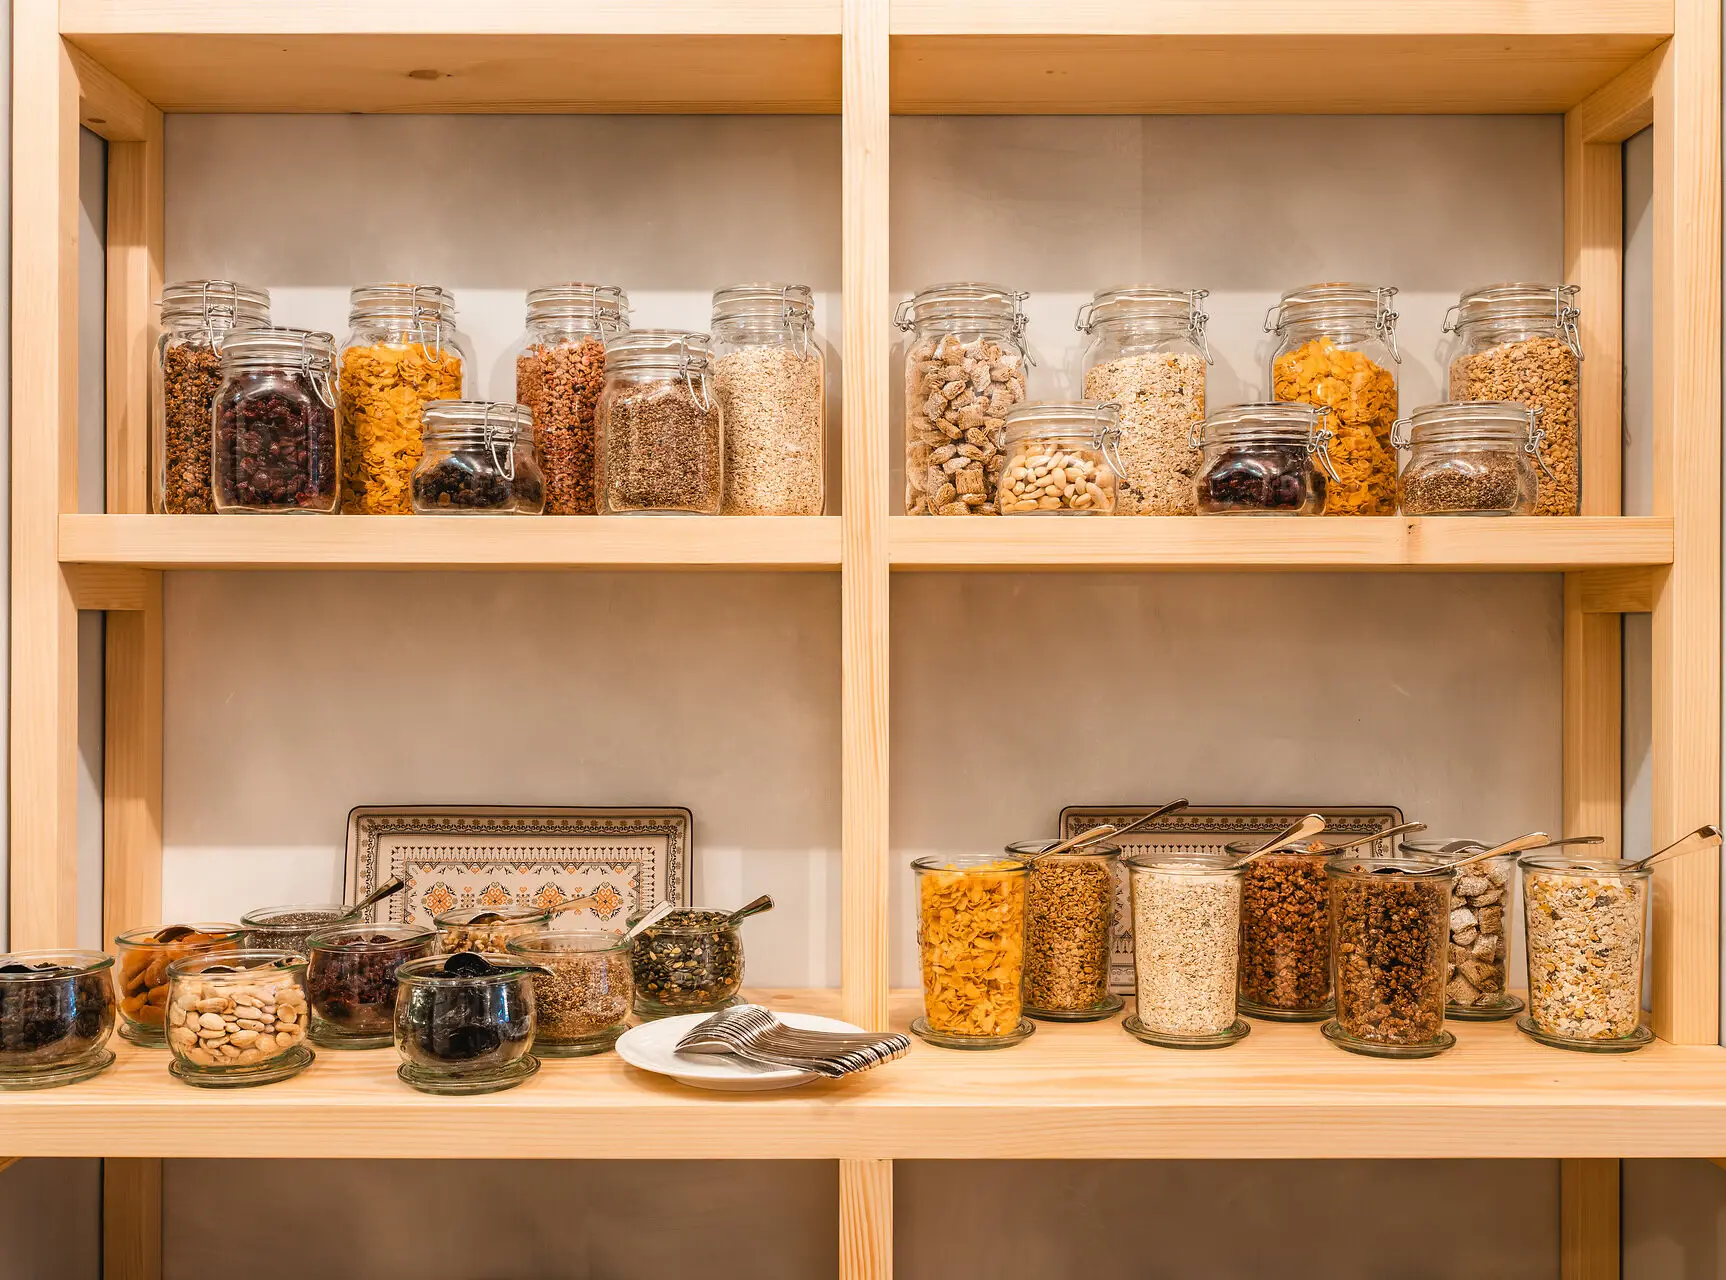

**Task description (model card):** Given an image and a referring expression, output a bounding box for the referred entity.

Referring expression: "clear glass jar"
[912,854,1032,1048]
[712,283,825,515]
[1009,840,1123,1021]
[515,283,628,515]
[595,330,724,515]
[1445,283,1582,517]
[212,327,340,514]
[306,922,439,1049]
[394,954,541,1094]
[1124,851,1248,1048]
[1268,283,1400,516]
[434,905,554,956]
[1394,401,1548,516]
[1324,854,1455,1058]
[411,401,545,514]
[507,930,632,1055]
[241,904,358,954]
[0,950,116,1089]
[153,280,271,514]
[114,923,243,1046]
[628,907,745,1018]
[1078,286,1209,515]
[1231,838,1334,1022]
[165,950,313,1087]
[1399,838,1521,1022]
[1520,853,1651,1052]
[997,401,1122,515]
[1193,402,1336,515]
[338,282,470,515]
[899,283,1030,515]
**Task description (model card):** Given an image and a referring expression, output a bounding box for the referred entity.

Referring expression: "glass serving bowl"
[393,954,540,1094]
[626,908,745,1019]
[165,949,314,1088]
[306,922,440,1049]
[506,931,632,1056]
[113,923,244,1046]
[0,950,118,1089]
[241,903,361,953]
[433,906,554,956]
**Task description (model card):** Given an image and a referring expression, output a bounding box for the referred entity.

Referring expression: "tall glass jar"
[153,280,270,514]
[997,401,1123,514]
[411,401,545,514]
[1402,837,1521,1022]
[1268,283,1400,516]
[1232,838,1334,1022]
[1193,402,1336,515]
[1078,286,1209,514]
[338,282,470,515]
[912,854,1032,1048]
[1324,854,1455,1058]
[1393,401,1547,516]
[595,330,724,514]
[1009,841,1123,1021]
[712,283,825,515]
[1520,853,1651,1052]
[1124,851,1248,1048]
[899,283,1029,515]
[515,283,628,515]
[1445,283,1581,516]
[212,328,340,514]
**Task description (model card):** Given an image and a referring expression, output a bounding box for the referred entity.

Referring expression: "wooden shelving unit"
[9,2,1720,1278]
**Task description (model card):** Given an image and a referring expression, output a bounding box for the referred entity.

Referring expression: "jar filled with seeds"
[1445,283,1582,516]
[912,855,1032,1048]
[1520,853,1651,1052]
[515,282,628,515]
[1194,402,1336,515]
[1325,855,1455,1058]
[213,328,340,514]
[394,953,540,1094]
[1402,838,1521,1021]
[306,922,439,1049]
[1394,402,1547,516]
[899,282,1030,515]
[0,950,117,1090]
[1078,286,1209,514]
[434,905,554,956]
[997,401,1122,514]
[1268,283,1400,516]
[165,950,312,1087]
[411,401,545,514]
[507,930,632,1055]
[627,907,746,1019]
[114,923,243,1046]
[1008,841,1122,1022]
[153,280,271,514]
[596,330,724,514]
[1124,851,1248,1048]
[241,904,359,955]
[712,283,825,515]
[1231,839,1334,1022]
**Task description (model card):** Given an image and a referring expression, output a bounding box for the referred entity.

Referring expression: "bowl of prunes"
[393,951,541,1095]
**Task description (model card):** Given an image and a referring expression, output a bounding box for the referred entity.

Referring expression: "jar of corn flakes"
[1267,283,1400,516]
[338,282,471,515]
[911,854,1033,1049]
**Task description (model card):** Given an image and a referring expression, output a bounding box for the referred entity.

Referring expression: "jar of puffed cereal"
[911,854,1032,1048]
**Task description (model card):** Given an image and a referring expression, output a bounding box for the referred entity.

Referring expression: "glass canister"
[507,930,632,1055]
[1193,402,1336,515]
[212,327,340,513]
[165,950,313,1087]
[997,401,1122,514]
[1078,286,1209,515]
[712,283,826,515]
[306,922,439,1049]
[515,282,628,515]
[241,904,358,954]
[1394,401,1547,516]
[114,924,243,1046]
[1009,841,1123,1022]
[1231,838,1334,1022]
[1402,837,1522,1021]
[411,401,545,514]
[595,330,724,514]
[1519,853,1651,1051]
[394,953,540,1094]
[1124,851,1248,1048]
[153,280,271,514]
[628,907,746,1019]
[0,951,116,1089]
[1324,854,1455,1057]
[434,905,554,956]
[1268,282,1400,516]
[899,282,1030,515]
[1445,282,1582,516]
[338,282,470,515]
[912,854,1032,1048]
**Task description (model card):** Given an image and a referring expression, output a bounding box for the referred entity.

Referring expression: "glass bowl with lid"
[0,950,117,1089]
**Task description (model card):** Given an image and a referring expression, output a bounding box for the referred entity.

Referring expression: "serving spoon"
[1025,798,1189,861]
[1223,813,1327,869]
[1377,830,1550,877]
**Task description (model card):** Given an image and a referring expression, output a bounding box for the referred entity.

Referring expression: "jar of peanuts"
[996,401,1123,515]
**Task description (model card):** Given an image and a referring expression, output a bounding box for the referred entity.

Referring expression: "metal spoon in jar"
[1323,821,1425,855]
[724,894,776,927]
[1025,798,1190,861]
[622,901,677,941]
[1385,830,1550,877]
[1223,813,1328,870]
[348,875,406,916]
[1434,834,1605,855]
[1616,824,1723,874]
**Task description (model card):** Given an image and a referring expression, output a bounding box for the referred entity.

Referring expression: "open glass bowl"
[394,954,540,1094]
[114,923,243,1046]
[626,908,746,1019]
[241,903,360,954]
[165,950,313,1088]
[0,950,117,1089]
[307,922,439,1049]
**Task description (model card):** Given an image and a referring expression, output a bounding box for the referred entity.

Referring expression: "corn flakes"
[1272,336,1397,516]
[916,860,1027,1036]
[339,342,463,515]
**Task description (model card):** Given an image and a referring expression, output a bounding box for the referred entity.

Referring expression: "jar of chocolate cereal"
[1230,838,1334,1022]
[1008,840,1123,1022]
[515,283,628,515]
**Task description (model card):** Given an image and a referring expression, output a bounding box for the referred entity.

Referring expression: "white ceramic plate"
[615,1010,868,1092]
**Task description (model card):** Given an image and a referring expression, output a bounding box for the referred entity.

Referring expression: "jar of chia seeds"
[1393,402,1546,516]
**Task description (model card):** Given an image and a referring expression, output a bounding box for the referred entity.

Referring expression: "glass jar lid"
[218,326,336,371]
[712,282,814,324]
[1265,282,1400,360]
[159,279,270,328]
[422,402,535,480]
[1444,282,1583,358]
[1003,399,1121,448]
[525,282,629,331]
[1075,285,1211,360]
[1193,401,1328,447]
[1124,848,1241,875]
[895,281,1028,335]
[604,328,714,372]
[348,281,458,324]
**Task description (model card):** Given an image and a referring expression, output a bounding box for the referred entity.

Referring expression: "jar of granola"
[515,283,627,515]
[1231,838,1334,1022]
[338,282,470,514]
[898,283,1029,515]
[1008,840,1123,1022]
[1519,853,1651,1052]
[1324,854,1455,1058]
[1268,283,1400,516]
[911,854,1032,1048]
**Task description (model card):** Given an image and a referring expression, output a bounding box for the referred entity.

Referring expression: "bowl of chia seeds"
[240,903,360,953]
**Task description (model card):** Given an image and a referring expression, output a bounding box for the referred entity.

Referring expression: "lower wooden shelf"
[5,991,1726,1160]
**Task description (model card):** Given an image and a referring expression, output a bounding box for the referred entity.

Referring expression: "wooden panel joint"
[1577,567,1657,614]
[64,563,149,611]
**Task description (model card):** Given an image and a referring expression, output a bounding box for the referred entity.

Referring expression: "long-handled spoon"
[1620,823,1723,873]
[349,875,406,916]
[1027,798,1189,861]
[1224,813,1327,869]
[723,894,775,926]
[1325,821,1425,854]
[1388,830,1550,877]
[1434,834,1605,856]
[623,901,677,940]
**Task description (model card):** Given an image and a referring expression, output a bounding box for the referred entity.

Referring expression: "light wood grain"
[1577,568,1657,614]
[839,1159,892,1280]
[102,575,162,948]
[103,1158,162,1280]
[890,1,1673,36]
[67,43,155,143]
[1561,1159,1621,1279]
[63,565,148,611]
[0,1157,16,1176]
[1568,43,1661,144]
[1564,578,1624,860]
[101,112,160,516]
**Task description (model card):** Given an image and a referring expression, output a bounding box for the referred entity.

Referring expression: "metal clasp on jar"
[483,404,517,482]
[1088,401,1132,500]
[1523,404,1558,484]
[1310,408,1341,482]
[299,329,338,410]
[200,279,240,349]
[410,284,451,365]
[1556,285,1585,361]
[678,333,716,415]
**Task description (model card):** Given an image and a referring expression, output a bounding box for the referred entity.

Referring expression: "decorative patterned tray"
[344,806,692,932]
[1058,804,1406,994]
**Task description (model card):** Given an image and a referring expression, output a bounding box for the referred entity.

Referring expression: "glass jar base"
[1122,1014,1250,1050]
[308,1023,394,1050]
[1447,994,1525,1023]
[1025,993,1124,1023]
[169,1044,314,1089]
[1321,1020,1455,1059]
[1238,999,1333,1024]
[397,1054,541,1095]
[634,994,744,1022]
[532,1026,626,1057]
[0,1048,116,1091]
[910,1016,1035,1050]
[118,1020,166,1048]
[1514,1014,1653,1054]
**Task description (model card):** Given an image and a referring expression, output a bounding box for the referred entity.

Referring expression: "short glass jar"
[1394,402,1548,516]
[339,282,470,515]
[507,930,632,1055]
[154,280,271,514]
[0,951,117,1089]
[595,330,724,514]
[434,905,554,956]
[1445,282,1582,516]
[712,283,825,516]
[1078,286,1209,515]
[1124,850,1248,1048]
[1193,402,1336,515]
[899,282,1030,516]
[114,924,244,1046]
[1010,840,1123,1022]
[394,954,540,1094]
[1231,838,1335,1022]
[411,401,545,514]
[165,950,313,1088]
[1268,282,1401,516]
[1402,837,1522,1022]
[1520,853,1651,1052]
[1324,855,1455,1058]
[241,904,358,954]
[213,327,340,513]
[997,401,1122,515]
[515,282,628,515]
[911,854,1032,1049]
[306,922,440,1049]
[628,907,746,1018]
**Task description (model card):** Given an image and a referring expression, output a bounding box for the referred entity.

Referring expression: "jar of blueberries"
[394,952,541,1094]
